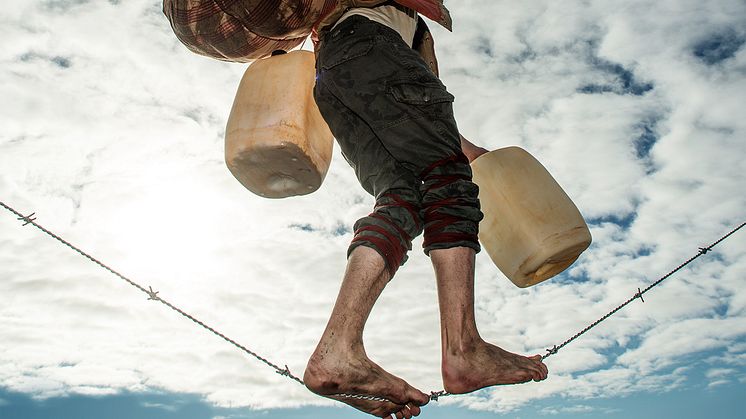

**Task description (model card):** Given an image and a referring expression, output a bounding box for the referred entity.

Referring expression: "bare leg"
[304,246,430,418]
[430,247,549,394]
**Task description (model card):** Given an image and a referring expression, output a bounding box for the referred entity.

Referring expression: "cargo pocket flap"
[389,81,454,106]
[321,37,375,70]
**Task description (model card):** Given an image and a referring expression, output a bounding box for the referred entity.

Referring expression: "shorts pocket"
[389,81,455,106]
[387,80,460,148]
[320,36,375,70]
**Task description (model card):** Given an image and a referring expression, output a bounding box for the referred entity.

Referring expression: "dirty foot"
[304,351,429,418]
[442,339,549,394]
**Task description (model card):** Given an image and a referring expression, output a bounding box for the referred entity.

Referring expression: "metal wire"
[0,201,304,386]
[2,200,743,404]
[539,221,745,361]
[333,393,392,402]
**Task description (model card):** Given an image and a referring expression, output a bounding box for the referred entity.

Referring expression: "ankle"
[313,334,365,363]
[443,331,482,358]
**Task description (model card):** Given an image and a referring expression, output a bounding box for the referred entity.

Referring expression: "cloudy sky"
[1,0,745,418]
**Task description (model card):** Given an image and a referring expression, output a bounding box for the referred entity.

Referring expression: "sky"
[1,0,745,418]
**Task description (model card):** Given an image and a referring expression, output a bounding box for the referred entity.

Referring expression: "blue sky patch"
[3,383,744,419]
[289,223,317,232]
[19,52,72,69]
[693,29,745,65]
[579,46,653,95]
[587,212,637,229]
[633,117,660,160]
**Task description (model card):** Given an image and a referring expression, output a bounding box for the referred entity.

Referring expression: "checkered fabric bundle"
[163,0,451,62]
[163,0,338,62]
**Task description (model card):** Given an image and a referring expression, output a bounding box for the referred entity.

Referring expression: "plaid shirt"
[163,0,451,62]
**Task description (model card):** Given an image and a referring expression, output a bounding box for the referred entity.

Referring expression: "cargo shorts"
[314,15,483,277]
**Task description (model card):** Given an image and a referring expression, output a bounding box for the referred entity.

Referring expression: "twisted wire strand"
[2,200,743,403]
[540,221,746,360]
[0,201,304,386]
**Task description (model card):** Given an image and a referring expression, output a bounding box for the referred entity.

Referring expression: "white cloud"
[1,0,745,415]
[142,401,179,412]
[705,368,736,379]
[540,404,595,415]
[707,379,729,388]
[705,367,737,388]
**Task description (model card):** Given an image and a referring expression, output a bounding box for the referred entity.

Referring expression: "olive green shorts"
[314,15,483,277]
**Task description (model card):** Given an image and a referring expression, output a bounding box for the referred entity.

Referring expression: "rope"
[1,200,743,404]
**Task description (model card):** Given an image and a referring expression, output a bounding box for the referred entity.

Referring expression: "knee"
[348,190,424,278]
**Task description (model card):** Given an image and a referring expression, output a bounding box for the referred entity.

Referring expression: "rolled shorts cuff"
[347,240,408,279]
[423,240,481,256]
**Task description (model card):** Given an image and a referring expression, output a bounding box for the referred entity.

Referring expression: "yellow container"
[225,50,334,198]
[471,147,592,287]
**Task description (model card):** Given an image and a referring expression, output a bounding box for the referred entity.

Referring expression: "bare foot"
[442,338,549,394]
[304,349,429,418]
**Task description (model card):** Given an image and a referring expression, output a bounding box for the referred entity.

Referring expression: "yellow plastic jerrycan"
[471,147,592,287]
[225,50,334,198]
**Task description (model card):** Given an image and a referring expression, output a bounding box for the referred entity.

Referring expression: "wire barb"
[146,286,160,301]
[544,345,559,359]
[698,246,711,255]
[276,365,292,377]
[634,287,645,303]
[17,212,36,226]
[429,391,449,401]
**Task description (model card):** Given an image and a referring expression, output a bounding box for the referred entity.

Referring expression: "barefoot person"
[304,1,548,417]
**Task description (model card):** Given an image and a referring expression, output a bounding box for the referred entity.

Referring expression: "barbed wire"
[540,221,745,361]
[0,201,304,386]
[1,200,743,404]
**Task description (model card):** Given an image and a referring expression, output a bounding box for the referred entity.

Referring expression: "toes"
[529,369,542,382]
[411,391,429,406]
[527,355,549,381]
[533,365,547,381]
[515,359,538,381]
[531,355,549,380]
[373,403,403,418]
[389,402,422,418]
